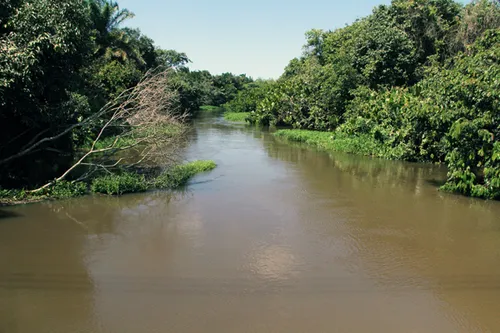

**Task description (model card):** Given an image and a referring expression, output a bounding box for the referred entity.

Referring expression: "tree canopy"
[224,0,500,199]
[0,0,250,189]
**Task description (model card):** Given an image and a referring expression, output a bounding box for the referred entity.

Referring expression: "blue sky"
[118,0,468,79]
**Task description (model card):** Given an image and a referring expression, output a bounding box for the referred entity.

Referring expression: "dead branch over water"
[28,70,188,192]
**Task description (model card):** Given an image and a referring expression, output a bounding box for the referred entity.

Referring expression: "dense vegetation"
[225,0,500,199]
[224,112,251,122]
[0,0,247,201]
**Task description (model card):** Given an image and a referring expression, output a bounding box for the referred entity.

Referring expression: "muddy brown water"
[1,113,500,333]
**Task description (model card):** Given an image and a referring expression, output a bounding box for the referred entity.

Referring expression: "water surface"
[1,113,500,332]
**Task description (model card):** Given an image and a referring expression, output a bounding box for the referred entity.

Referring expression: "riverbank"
[273,129,405,159]
[273,129,500,199]
[0,160,216,206]
[224,112,250,122]
[199,105,221,112]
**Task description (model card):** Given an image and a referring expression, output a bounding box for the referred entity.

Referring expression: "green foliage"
[154,49,190,69]
[341,86,439,162]
[335,29,500,198]
[223,80,274,113]
[211,72,253,106]
[0,0,93,187]
[45,181,88,199]
[274,130,401,158]
[384,0,462,62]
[242,0,467,131]
[241,59,358,130]
[169,70,252,115]
[242,0,500,199]
[419,29,499,198]
[91,172,148,195]
[90,58,142,98]
[0,180,87,204]
[0,0,228,190]
[199,105,220,111]
[89,0,137,63]
[154,160,217,189]
[351,18,418,86]
[453,0,500,51]
[223,112,251,122]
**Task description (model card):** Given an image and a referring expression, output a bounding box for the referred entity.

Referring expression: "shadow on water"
[265,134,449,194]
[0,209,21,220]
[427,177,447,188]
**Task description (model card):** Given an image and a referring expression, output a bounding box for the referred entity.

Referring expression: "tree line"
[0,0,250,191]
[224,0,500,199]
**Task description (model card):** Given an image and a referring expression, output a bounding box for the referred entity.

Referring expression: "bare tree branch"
[28,69,188,192]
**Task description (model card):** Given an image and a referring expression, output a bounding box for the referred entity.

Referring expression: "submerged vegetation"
[225,0,500,200]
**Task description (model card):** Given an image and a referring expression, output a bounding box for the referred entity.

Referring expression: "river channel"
[1,113,500,332]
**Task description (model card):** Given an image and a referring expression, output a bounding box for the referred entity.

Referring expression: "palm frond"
[109,8,135,29]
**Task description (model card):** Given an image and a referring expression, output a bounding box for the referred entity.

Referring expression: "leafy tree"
[89,0,141,63]
[211,73,253,105]
[154,49,191,69]
[0,0,205,190]
[0,0,93,186]
[454,0,500,50]
[0,0,21,34]
[340,29,500,197]
[303,29,327,61]
[238,0,500,200]
[121,28,157,70]
[351,17,418,87]
[386,0,462,62]
[224,80,275,114]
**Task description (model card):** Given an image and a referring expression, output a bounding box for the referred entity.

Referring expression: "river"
[1,113,500,333]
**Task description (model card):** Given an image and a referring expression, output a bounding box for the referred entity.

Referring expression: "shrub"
[273,129,400,158]
[45,181,88,199]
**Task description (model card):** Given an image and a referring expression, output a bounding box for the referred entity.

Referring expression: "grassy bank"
[273,130,405,159]
[0,160,216,206]
[199,105,221,112]
[224,112,250,122]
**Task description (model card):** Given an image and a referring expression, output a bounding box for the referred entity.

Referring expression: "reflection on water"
[246,244,298,281]
[1,113,500,333]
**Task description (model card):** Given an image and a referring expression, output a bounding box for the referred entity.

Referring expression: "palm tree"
[89,0,143,64]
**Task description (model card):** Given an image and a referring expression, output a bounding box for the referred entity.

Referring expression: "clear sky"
[118,0,468,79]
